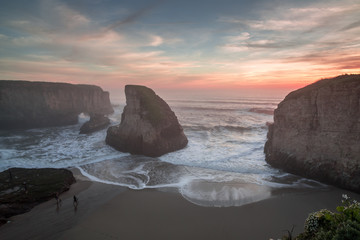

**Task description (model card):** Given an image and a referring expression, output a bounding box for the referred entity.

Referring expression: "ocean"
[0,93,326,207]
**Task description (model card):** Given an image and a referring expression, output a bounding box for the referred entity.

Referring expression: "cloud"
[340,20,360,31]
[104,0,165,31]
[285,51,360,70]
[1,0,359,90]
[219,1,360,63]
[246,39,302,49]
[224,32,250,42]
[0,0,188,86]
[149,35,164,46]
[221,45,248,53]
[214,1,360,88]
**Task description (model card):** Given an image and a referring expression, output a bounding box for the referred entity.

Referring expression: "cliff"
[265,74,360,192]
[0,80,113,129]
[106,85,188,157]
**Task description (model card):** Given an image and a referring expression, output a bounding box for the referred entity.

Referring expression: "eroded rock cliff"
[0,80,113,129]
[0,168,75,224]
[265,74,360,192]
[106,85,188,157]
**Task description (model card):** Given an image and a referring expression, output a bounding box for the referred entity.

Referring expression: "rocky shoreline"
[0,168,75,225]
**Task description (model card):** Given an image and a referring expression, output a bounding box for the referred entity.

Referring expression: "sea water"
[0,94,326,207]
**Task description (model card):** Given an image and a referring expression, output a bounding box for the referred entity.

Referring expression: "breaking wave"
[0,96,328,207]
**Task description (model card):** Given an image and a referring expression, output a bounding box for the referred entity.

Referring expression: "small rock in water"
[80,114,110,134]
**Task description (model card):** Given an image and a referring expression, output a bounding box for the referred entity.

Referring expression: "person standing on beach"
[55,192,62,206]
[73,195,79,208]
[23,182,28,194]
[8,169,12,181]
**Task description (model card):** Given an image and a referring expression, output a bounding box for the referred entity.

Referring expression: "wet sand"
[1,170,359,240]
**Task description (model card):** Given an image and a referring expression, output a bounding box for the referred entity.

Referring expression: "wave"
[78,157,276,207]
[168,99,280,106]
[174,106,238,112]
[78,157,325,207]
[0,95,324,208]
[171,106,276,118]
[78,157,190,189]
[248,108,274,115]
[182,124,265,132]
[173,105,276,112]
[180,180,272,207]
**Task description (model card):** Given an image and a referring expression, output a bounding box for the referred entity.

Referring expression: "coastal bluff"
[265,74,360,192]
[0,80,113,129]
[106,85,188,157]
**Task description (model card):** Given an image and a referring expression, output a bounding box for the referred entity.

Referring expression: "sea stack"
[0,80,113,129]
[106,85,188,157]
[265,74,360,192]
[80,114,111,134]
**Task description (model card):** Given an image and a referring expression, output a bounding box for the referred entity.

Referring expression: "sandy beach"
[1,169,359,240]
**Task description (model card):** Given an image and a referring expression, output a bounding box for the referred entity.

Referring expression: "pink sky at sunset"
[0,0,359,95]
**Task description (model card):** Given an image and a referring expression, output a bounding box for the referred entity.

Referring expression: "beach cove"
[1,169,359,240]
[1,87,360,239]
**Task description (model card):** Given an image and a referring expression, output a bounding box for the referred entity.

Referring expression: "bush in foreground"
[287,194,360,240]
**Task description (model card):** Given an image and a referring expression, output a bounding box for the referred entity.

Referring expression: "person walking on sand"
[55,192,62,206]
[73,195,79,208]
[8,169,12,181]
[23,182,28,194]
[55,192,59,205]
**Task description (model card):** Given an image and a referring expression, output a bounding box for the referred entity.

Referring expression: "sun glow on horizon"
[0,0,359,91]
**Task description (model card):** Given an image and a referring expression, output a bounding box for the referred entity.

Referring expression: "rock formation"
[265,74,360,192]
[80,114,110,134]
[106,85,188,157]
[0,80,113,129]
[0,168,75,224]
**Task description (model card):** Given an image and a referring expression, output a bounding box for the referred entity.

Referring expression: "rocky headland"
[106,85,188,157]
[0,168,75,225]
[0,80,113,129]
[265,74,360,192]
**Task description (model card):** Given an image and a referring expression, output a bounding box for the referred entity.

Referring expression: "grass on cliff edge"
[285,74,360,101]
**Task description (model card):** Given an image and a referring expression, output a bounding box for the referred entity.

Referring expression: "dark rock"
[265,74,360,192]
[80,114,110,134]
[106,85,188,157]
[0,168,76,223]
[0,80,113,129]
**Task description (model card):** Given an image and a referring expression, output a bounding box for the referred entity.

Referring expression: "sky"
[0,0,359,96]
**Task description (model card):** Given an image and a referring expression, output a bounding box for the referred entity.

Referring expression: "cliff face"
[0,80,113,129]
[106,85,188,157]
[265,75,360,192]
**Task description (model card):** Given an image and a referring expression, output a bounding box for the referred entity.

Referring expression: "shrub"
[295,194,360,240]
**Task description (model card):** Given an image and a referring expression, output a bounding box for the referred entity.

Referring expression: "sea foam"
[0,96,327,207]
